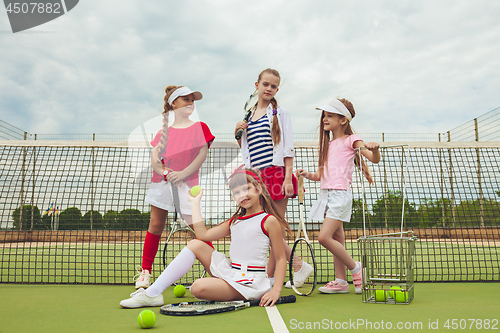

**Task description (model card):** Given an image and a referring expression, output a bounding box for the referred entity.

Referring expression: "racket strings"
[290,239,316,296]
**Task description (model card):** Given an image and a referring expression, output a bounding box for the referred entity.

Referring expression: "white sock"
[336,278,347,285]
[146,247,196,297]
[350,262,361,275]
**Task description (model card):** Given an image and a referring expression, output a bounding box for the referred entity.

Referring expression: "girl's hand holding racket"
[259,289,281,307]
[296,168,308,179]
[234,121,248,135]
[166,170,186,185]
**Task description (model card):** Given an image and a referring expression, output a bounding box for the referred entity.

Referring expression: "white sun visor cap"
[167,86,203,106]
[316,99,352,122]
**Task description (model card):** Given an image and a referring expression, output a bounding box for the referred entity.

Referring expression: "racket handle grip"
[235,128,244,140]
[277,295,296,304]
[249,294,296,307]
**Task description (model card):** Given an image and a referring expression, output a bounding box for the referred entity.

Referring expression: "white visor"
[316,99,352,122]
[167,86,203,106]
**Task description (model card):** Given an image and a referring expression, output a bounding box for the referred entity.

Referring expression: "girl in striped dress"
[120,167,290,308]
[234,69,313,288]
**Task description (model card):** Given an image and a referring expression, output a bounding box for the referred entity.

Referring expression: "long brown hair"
[226,168,291,233]
[318,98,374,184]
[257,68,281,146]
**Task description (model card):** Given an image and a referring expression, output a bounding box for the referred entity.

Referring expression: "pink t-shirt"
[320,134,362,190]
[150,121,215,186]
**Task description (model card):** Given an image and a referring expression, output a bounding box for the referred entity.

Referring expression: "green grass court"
[2,241,499,284]
[2,283,499,332]
[2,240,499,332]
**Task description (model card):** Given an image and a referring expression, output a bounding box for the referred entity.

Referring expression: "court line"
[266,305,289,333]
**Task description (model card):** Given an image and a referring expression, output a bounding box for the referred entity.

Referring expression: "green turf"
[1,241,499,284]
[1,283,499,332]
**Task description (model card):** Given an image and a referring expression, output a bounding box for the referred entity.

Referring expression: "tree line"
[351,191,500,228]
[8,191,500,230]
[11,206,150,230]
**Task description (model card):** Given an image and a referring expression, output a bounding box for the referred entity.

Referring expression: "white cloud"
[1,0,499,139]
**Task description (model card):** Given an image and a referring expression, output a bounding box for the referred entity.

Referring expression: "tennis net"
[1,140,499,284]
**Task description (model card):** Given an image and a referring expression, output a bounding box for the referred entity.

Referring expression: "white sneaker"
[285,261,314,288]
[134,265,152,289]
[119,288,164,308]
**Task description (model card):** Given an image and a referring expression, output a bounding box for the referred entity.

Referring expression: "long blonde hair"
[318,98,374,184]
[226,168,291,233]
[257,68,281,146]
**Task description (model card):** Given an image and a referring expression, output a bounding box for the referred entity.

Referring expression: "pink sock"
[142,231,161,272]
[146,247,196,297]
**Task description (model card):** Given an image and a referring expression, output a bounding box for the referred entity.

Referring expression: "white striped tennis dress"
[247,114,274,169]
[209,211,272,300]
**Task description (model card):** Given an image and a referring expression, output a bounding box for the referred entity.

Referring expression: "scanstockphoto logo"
[4,0,79,33]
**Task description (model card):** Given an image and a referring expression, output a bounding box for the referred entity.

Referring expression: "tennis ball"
[137,309,156,329]
[173,284,186,298]
[395,290,408,303]
[190,185,202,197]
[375,290,387,302]
[388,286,401,299]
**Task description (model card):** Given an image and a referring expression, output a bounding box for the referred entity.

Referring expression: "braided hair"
[151,85,183,172]
[257,68,282,146]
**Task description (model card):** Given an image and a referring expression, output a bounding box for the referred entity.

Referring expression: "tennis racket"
[235,90,259,140]
[161,160,205,287]
[160,295,296,316]
[289,176,317,296]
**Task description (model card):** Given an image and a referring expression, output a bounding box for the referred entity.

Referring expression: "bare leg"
[190,277,245,301]
[186,239,214,274]
[332,226,347,281]
[148,205,168,235]
[318,218,356,277]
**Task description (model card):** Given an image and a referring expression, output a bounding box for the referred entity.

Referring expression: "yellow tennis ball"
[190,185,202,197]
[388,286,401,299]
[137,309,156,329]
[173,284,186,298]
[395,290,408,303]
[375,290,387,302]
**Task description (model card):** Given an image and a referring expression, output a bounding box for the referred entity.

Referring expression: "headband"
[167,86,203,106]
[228,166,261,184]
[316,99,353,122]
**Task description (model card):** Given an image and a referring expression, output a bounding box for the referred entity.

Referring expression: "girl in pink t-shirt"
[135,85,215,289]
[296,98,380,295]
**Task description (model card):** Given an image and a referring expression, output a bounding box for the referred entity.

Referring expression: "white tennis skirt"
[308,189,352,222]
[145,181,196,215]
[209,251,271,300]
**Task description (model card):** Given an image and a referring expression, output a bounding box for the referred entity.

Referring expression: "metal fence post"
[447,131,456,227]
[382,133,387,228]
[31,134,36,230]
[91,133,95,230]
[439,133,445,227]
[474,119,484,227]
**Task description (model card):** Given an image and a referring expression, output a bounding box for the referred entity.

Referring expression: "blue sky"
[1,0,499,137]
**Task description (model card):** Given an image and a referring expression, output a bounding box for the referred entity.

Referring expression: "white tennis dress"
[209,211,272,300]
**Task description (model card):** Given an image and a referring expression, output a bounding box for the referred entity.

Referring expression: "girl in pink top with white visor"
[296,98,380,295]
